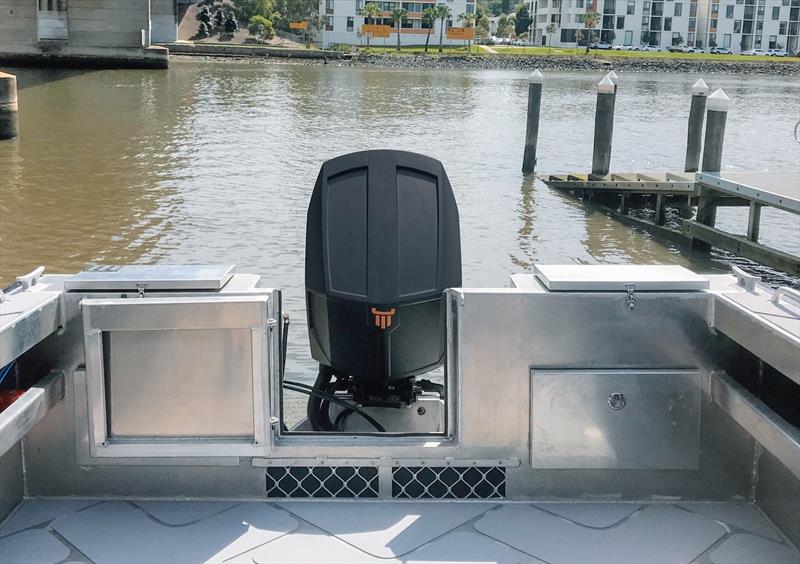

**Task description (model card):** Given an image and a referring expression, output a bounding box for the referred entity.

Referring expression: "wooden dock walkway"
[542,171,800,277]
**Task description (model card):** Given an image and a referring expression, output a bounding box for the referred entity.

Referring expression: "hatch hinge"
[624,283,636,310]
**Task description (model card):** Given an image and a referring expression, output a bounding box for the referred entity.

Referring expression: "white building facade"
[317,0,476,47]
[527,0,799,53]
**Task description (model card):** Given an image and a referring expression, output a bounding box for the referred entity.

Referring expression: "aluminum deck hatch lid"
[533,264,710,291]
[63,265,235,291]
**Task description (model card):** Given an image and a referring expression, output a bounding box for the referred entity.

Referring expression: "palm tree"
[436,4,452,53]
[458,12,477,53]
[574,28,583,53]
[389,7,408,51]
[583,11,599,54]
[360,3,382,48]
[545,23,556,53]
[422,6,437,53]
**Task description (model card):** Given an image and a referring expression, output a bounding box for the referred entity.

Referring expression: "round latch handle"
[608,392,626,410]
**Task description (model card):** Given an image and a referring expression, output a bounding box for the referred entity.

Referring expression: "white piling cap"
[529,69,543,84]
[597,75,615,94]
[692,79,709,96]
[707,88,730,112]
[607,70,619,84]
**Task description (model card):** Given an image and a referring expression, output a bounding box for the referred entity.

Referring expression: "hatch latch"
[624,283,636,310]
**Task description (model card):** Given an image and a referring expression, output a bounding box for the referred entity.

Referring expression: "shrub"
[197,22,210,38]
[224,12,239,34]
[248,15,275,38]
[213,9,225,29]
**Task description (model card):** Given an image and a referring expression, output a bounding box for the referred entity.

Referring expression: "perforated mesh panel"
[392,466,505,499]
[265,466,379,498]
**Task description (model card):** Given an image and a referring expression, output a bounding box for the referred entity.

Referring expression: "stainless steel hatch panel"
[533,264,710,291]
[81,295,271,457]
[64,265,234,291]
[531,369,701,469]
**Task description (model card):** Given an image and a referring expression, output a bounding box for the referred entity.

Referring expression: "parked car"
[612,44,637,51]
[637,45,664,52]
[709,47,733,55]
[741,48,767,56]
[591,41,613,50]
[682,46,704,53]
[767,49,789,57]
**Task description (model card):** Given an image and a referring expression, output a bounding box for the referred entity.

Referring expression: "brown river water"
[1,60,798,389]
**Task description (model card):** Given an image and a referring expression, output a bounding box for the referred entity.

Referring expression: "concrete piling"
[0,71,19,140]
[591,75,616,178]
[684,79,708,173]
[522,69,543,174]
[607,70,619,94]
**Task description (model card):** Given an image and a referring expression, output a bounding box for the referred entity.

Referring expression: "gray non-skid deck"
[0,499,797,563]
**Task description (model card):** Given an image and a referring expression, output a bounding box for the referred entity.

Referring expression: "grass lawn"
[490,45,798,63]
[357,45,478,55]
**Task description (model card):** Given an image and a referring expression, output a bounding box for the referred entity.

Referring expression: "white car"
[612,44,637,51]
[767,49,789,57]
[741,48,767,56]
[682,46,704,53]
[637,45,663,52]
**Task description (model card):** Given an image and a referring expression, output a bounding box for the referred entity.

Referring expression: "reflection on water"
[1,61,798,383]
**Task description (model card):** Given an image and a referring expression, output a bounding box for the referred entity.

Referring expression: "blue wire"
[0,362,14,387]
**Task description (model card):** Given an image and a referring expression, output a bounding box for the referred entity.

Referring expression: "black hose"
[286,378,386,432]
[304,366,335,431]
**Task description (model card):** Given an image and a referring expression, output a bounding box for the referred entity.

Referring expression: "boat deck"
[1,499,797,563]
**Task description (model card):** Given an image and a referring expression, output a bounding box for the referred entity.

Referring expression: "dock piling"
[694,88,729,250]
[522,69,543,174]
[591,75,616,178]
[607,70,619,94]
[0,71,18,140]
[684,79,708,173]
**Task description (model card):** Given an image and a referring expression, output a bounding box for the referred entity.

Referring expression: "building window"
[772,6,780,18]
[710,17,717,29]
[723,33,731,46]
[769,34,777,47]
[617,15,625,27]
[347,16,354,31]
[726,5,734,17]
[325,0,334,14]
[756,19,763,30]
[689,17,696,30]
[466,2,474,12]
[577,0,584,7]
[625,29,633,43]
[674,2,682,15]
[664,16,672,29]
[754,34,762,46]
[652,2,663,15]
[734,19,742,31]
[709,32,716,45]
[688,31,694,44]
[711,3,719,15]
[651,16,662,29]
[672,31,681,44]
[690,2,697,16]
[644,1,651,13]
[779,21,787,34]
[627,0,636,14]
[757,5,764,16]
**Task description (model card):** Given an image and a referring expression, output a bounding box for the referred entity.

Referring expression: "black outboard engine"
[305,150,461,431]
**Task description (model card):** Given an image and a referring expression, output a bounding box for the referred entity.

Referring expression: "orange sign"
[371,307,396,329]
[447,27,475,40]
[289,21,309,30]
[362,24,392,38]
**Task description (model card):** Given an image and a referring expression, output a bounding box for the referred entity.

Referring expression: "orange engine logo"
[370,307,396,329]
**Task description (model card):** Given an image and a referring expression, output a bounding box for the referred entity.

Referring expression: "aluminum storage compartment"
[530,369,702,469]
[80,295,273,458]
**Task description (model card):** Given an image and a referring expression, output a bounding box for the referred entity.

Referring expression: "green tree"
[360,3,382,48]
[198,6,212,25]
[224,11,239,34]
[231,0,274,22]
[422,6,437,52]
[213,8,225,30]
[248,14,275,38]
[496,13,514,37]
[476,14,490,38]
[514,4,531,37]
[272,0,318,31]
[574,27,583,53]
[436,4,452,53]
[458,12,477,52]
[583,11,599,54]
[545,23,556,52]
[389,7,408,51]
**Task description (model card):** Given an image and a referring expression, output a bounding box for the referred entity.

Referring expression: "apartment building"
[317,0,475,47]
[527,0,799,53]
